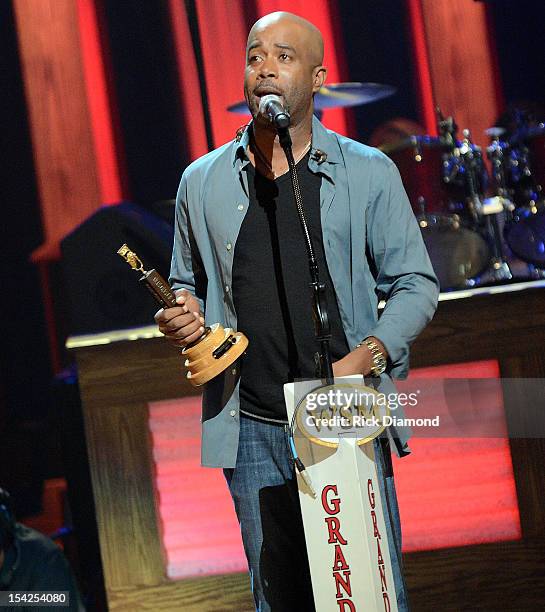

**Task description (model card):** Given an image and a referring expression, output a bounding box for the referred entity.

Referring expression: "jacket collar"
[233,115,342,182]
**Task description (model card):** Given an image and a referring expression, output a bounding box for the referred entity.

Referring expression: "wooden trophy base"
[182,323,248,387]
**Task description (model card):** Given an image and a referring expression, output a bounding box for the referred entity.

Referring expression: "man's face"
[244,20,325,127]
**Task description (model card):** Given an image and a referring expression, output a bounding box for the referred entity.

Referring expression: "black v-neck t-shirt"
[232,154,349,421]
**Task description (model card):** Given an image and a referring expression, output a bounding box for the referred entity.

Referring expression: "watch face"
[376,362,387,374]
[372,352,387,375]
[371,362,385,376]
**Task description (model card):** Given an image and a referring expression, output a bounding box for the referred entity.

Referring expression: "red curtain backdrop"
[14,0,127,369]
[76,0,125,204]
[406,0,437,135]
[14,0,102,261]
[193,0,251,148]
[407,0,502,147]
[168,0,210,160]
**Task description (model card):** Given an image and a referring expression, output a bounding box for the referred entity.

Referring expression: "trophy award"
[117,244,248,387]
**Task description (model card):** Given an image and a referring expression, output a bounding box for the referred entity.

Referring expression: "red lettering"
[379,562,388,593]
[376,538,384,566]
[324,485,354,607]
[367,478,375,509]
[322,484,341,515]
[325,517,348,544]
[369,480,389,607]
[332,544,349,571]
[334,570,352,598]
[371,510,381,539]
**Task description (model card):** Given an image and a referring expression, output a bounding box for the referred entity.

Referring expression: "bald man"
[157,11,438,611]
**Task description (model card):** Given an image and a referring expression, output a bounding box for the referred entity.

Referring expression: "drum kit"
[228,83,545,291]
[384,109,545,290]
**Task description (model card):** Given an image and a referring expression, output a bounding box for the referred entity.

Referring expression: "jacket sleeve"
[169,170,207,313]
[365,159,440,379]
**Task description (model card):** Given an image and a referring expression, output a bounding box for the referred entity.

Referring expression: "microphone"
[258,94,290,129]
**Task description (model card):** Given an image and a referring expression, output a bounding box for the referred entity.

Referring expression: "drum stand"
[462,131,512,283]
[486,133,544,281]
[482,203,514,282]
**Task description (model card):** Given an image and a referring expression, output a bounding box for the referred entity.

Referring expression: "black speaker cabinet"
[61,202,174,336]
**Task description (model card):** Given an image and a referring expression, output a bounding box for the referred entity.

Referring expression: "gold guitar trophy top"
[117,244,248,387]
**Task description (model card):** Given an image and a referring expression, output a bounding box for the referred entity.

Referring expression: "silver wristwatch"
[356,338,387,376]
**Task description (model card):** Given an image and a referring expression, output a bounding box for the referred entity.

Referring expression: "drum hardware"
[496,116,542,208]
[486,132,511,197]
[386,117,491,290]
[436,106,457,148]
[482,196,513,215]
[478,134,516,282]
[458,129,512,283]
[417,213,461,230]
[486,117,545,269]
[417,195,426,216]
[483,212,513,282]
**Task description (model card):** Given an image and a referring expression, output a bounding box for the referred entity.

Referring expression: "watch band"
[356,338,387,376]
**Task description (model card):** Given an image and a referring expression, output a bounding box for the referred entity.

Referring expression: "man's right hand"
[154,289,205,348]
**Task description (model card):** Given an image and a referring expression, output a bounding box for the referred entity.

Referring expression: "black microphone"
[259,94,290,129]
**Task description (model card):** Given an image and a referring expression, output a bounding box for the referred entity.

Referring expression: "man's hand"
[332,337,388,378]
[154,289,205,348]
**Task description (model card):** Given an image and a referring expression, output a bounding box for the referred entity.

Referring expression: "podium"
[284,378,399,612]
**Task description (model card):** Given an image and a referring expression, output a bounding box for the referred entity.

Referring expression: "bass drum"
[505,202,545,267]
[419,215,491,289]
[504,125,545,267]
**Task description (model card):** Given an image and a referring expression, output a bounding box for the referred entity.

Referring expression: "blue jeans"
[224,414,409,612]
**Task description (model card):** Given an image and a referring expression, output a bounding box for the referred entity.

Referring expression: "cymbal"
[227,82,397,114]
[485,126,507,138]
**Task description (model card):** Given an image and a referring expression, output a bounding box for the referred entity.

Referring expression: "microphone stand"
[278,127,334,386]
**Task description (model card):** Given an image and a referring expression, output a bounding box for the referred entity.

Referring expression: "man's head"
[244,12,326,128]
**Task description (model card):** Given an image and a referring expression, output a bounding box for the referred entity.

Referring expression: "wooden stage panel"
[149,397,247,579]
